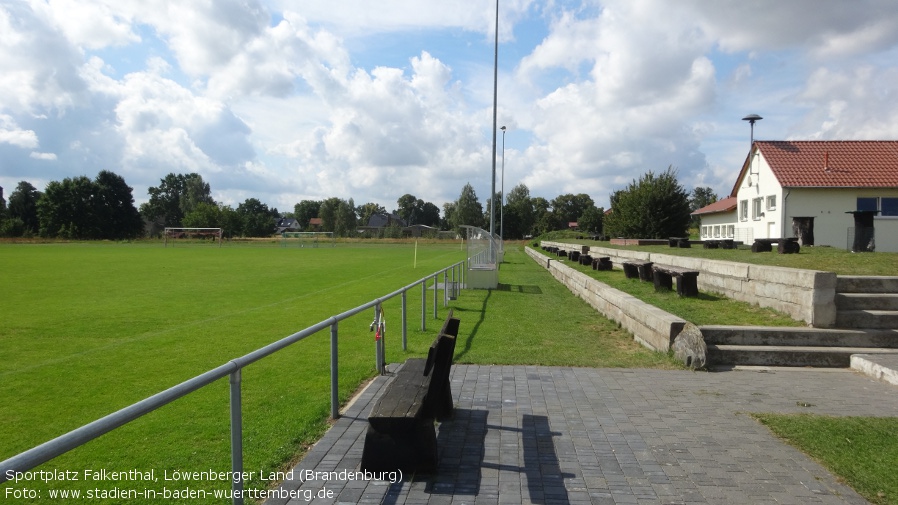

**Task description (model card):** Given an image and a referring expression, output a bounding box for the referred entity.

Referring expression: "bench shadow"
[450,288,490,361]
[496,283,543,294]
[383,410,571,504]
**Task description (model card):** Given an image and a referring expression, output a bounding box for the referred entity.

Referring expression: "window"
[727,225,735,238]
[857,197,878,212]
[740,200,748,221]
[713,225,720,237]
[752,198,763,220]
[856,197,898,217]
[701,226,709,238]
[766,195,776,211]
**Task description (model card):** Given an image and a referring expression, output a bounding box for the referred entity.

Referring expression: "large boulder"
[673,323,706,370]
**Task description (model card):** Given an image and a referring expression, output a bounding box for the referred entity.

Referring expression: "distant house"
[365,212,406,229]
[275,217,300,234]
[693,140,898,252]
[307,218,323,231]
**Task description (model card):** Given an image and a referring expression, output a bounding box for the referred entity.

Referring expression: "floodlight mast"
[742,113,762,147]
[489,0,499,243]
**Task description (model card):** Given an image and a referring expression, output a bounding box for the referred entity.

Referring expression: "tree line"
[0,167,717,240]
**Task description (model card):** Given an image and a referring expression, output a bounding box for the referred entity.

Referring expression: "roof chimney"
[824,151,831,172]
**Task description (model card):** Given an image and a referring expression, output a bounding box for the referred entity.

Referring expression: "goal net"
[281,231,336,248]
[164,228,223,247]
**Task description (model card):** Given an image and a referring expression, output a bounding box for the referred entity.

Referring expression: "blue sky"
[3,0,898,214]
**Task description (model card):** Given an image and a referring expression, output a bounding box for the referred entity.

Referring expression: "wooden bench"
[668,237,691,248]
[652,265,700,297]
[360,311,460,473]
[592,256,612,271]
[751,237,800,254]
[578,254,593,266]
[622,260,653,282]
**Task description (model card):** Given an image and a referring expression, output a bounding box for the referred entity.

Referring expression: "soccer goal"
[164,227,223,247]
[281,231,336,248]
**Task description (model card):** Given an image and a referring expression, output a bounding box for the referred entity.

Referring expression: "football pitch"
[1,240,466,500]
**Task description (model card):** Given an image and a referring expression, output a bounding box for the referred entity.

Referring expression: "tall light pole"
[742,114,762,148]
[500,125,506,241]
[489,0,499,240]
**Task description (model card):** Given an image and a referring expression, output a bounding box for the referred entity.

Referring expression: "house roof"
[691,196,737,216]
[731,140,898,195]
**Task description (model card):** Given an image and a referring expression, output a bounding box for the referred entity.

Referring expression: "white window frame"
[740,200,748,221]
[727,225,735,238]
[752,198,763,221]
[766,195,776,211]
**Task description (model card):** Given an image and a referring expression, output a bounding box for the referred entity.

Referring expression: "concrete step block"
[701,326,898,348]
[707,344,898,368]
[835,293,898,310]
[835,310,898,329]
[837,276,898,293]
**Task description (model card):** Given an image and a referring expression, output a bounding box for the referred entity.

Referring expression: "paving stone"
[265,365,898,504]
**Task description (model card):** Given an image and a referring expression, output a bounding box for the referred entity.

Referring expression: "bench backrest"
[422,311,460,420]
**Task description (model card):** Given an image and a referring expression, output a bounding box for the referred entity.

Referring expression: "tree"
[604,166,691,239]
[451,183,483,233]
[180,174,214,216]
[419,202,440,227]
[182,202,223,229]
[141,173,211,229]
[236,198,275,237]
[503,184,535,239]
[318,197,341,232]
[293,200,321,230]
[8,181,42,235]
[93,170,143,240]
[357,202,386,227]
[334,198,357,237]
[396,194,419,224]
[689,186,718,228]
[578,205,604,236]
[551,194,595,225]
[38,176,97,238]
[441,201,456,231]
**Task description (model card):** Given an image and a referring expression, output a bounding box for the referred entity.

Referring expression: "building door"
[767,221,777,238]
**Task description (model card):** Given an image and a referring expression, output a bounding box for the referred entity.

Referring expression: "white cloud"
[29,151,57,160]
[0,115,39,148]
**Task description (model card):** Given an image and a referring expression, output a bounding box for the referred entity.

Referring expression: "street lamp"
[489,0,499,240]
[742,114,762,147]
[500,126,506,241]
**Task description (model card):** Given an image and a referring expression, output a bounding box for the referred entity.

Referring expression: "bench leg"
[653,271,673,291]
[638,264,654,282]
[361,420,438,474]
[623,264,638,279]
[677,274,699,297]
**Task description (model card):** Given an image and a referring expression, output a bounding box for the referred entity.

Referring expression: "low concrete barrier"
[526,247,685,351]
[541,241,836,327]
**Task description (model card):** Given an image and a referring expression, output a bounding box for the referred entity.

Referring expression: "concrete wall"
[525,247,685,351]
[540,241,838,328]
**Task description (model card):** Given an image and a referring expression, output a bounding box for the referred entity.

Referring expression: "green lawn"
[754,414,898,505]
[1,241,467,501]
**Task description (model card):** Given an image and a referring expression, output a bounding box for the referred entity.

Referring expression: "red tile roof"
[757,140,898,189]
[691,196,736,216]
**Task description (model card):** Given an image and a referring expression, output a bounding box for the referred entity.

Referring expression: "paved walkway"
[266,365,898,505]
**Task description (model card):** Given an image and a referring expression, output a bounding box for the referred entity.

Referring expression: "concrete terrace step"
[701,325,898,348]
[835,309,898,329]
[837,276,898,293]
[836,292,898,310]
[707,344,898,368]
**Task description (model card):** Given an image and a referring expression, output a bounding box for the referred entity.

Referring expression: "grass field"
[1,240,469,501]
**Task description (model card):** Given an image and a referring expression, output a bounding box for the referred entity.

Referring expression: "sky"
[3,0,898,215]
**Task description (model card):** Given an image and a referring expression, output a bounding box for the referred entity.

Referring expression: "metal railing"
[0,259,467,504]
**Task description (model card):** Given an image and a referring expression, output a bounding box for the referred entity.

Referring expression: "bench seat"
[652,265,699,297]
[622,260,653,282]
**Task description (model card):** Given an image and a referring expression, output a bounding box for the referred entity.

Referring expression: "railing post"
[229,369,244,505]
[374,304,385,375]
[421,282,426,331]
[401,290,408,351]
[443,270,448,307]
[330,322,339,419]
[432,274,438,318]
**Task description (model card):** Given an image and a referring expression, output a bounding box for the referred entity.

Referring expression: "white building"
[694,140,898,252]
